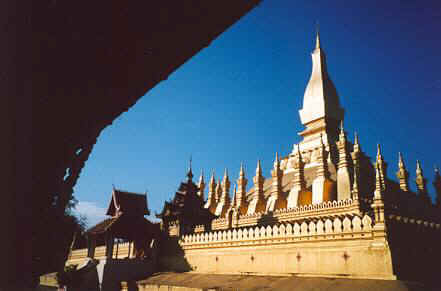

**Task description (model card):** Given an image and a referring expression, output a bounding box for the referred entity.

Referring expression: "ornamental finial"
[416,160,423,175]
[315,22,320,49]
[223,168,229,182]
[274,152,280,169]
[210,171,216,185]
[240,162,245,177]
[374,163,382,198]
[199,169,205,184]
[398,152,405,169]
[187,156,193,181]
[256,160,262,176]
[376,144,382,160]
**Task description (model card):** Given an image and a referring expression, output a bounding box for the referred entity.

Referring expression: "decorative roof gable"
[106,189,150,217]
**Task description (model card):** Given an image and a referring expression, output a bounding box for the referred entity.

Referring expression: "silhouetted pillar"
[87,235,96,259]
[105,234,114,260]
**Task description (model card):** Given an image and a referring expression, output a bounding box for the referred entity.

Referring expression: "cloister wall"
[178,215,396,280]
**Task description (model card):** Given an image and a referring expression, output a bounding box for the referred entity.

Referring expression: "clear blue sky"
[73,0,441,226]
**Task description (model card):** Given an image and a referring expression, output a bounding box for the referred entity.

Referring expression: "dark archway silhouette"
[4,1,261,288]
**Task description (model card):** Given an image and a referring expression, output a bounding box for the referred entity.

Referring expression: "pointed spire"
[204,170,217,212]
[374,163,383,200]
[337,121,347,152]
[236,162,248,214]
[111,187,119,216]
[354,132,359,146]
[376,144,382,159]
[273,152,280,169]
[239,163,246,181]
[271,152,283,183]
[416,160,422,175]
[231,184,237,208]
[352,165,359,200]
[293,145,305,174]
[268,151,285,211]
[351,131,361,181]
[186,156,193,181]
[375,144,387,190]
[210,171,216,185]
[215,178,222,202]
[316,134,329,179]
[253,159,265,200]
[299,28,344,141]
[315,28,321,49]
[315,22,320,49]
[256,160,262,176]
[223,168,229,182]
[415,160,428,196]
[372,162,385,223]
[339,120,346,141]
[293,145,306,189]
[352,131,361,152]
[221,168,231,201]
[199,169,205,184]
[398,152,405,168]
[198,169,205,199]
[396,152,409,192]
[296,145,303,164]
[287,145,306,209]
[337,124,352,200]
[214,174,231,217]
[351,132,360,158]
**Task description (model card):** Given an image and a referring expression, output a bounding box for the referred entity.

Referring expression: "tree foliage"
[34,195,87,278]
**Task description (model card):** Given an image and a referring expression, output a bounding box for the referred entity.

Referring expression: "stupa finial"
[199,169,205,184]
[256,160,262,176]
[398,152,405,169]
[240,162,245,177]
[274,152,280,169]
[315,22,320,49]
[416,160,422,175]
[223,168,229,183]
[210,171,216,185]
[396,152,409,192]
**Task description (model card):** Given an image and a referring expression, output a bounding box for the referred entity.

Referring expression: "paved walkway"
[137,272,433,291]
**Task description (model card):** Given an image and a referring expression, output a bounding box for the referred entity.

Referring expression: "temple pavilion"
[156,164,215,236]
[86,188,159,260]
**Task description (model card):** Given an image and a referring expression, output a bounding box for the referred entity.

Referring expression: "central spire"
[298,30,344,146]
[315,29,320,49]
